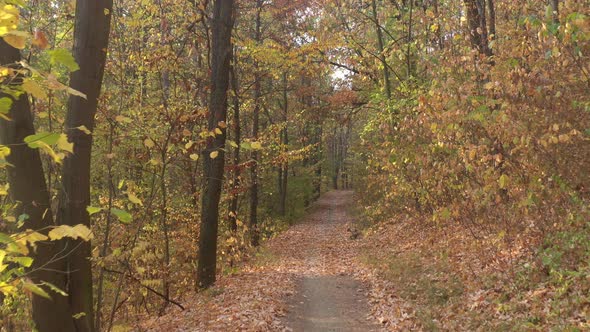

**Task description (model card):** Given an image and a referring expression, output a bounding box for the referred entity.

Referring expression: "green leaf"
[0,97,12,114]
[127,192,143,206]
[24,132,60,149]
[41,281,67,296]
[47,48,79,72]
[499,174,509,189]
[0,232,11,244]
[111,208,132,224]
[86,206,102,216]
[72,312,86,320]
[23,281,51,299]
[10,256,33,267]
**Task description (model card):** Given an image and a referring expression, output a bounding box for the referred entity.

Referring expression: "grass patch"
[253,247,278,267]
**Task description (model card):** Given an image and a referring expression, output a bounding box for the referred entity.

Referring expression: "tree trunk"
[228,52,241,233]
[0,39,76,332]
[249,0,263,247]
[370,0,392,99]
[551,0,559,23]
[57,1,113,330]
[197,0,234,289]
[279,71,288,216]
[487,0,496,40]
[464,0,491,56]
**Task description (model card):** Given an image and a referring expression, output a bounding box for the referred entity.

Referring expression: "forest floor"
[141,191,400,331]
[139,189,585,331]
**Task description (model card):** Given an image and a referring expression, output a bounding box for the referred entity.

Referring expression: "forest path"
[284,190,379,331]
[144,190,382,331]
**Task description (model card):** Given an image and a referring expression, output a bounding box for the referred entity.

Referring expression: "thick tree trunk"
[197,0,234,289]
[0,39,76,332]
[57,1,113,331]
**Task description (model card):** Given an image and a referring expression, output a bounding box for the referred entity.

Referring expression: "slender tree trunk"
[228,53,241,232]
[95,119,116,332]
[487,0,496,40]
[279,72,288,216]
[197,0,234,289]
[370,0,391,99]
[249,0,263,247]
[0,39,76,332]
[464,0,491,56]
[406,0,414,77]
[551,0,559,23]
[313,125,322,200]
[57,1,113,331]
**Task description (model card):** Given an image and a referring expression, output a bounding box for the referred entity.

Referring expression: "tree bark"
[57,1,113,330]
[197,0,234,289]
[370,0,392,99]
[228,52,241,233]
[487,0,496,40]
[0,39,76,332]
[249,0,263,247]
[279,72,288,216]
[464,0,492,56]
[551,0,559,23]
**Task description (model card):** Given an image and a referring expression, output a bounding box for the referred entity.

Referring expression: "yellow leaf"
[144,138,155,148]
[3,32,26,49]
[23,280,51,299]
[66,86,87,99]
[185,141,194,149]
[189,153,199,161]
[18,230,48,246]
[210,151,219,159]
[22,79,47,100]
[251,141,262,150]
[57,134,73,154]
[214,128,223,135]
[48,224,93,241]
[127,192,143,206]
[76,126,92,135]
[0,66,9,77]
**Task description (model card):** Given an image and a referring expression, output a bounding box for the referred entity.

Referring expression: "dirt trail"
[284,191,379,331]
[144,191,382,331]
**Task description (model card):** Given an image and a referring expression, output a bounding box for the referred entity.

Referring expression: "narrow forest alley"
[1,1,588,331]
[143,191,388,331]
